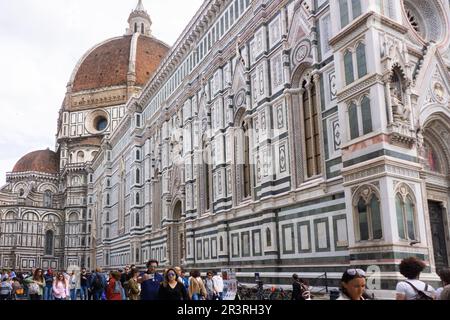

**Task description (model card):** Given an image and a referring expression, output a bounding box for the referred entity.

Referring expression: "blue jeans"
[79,286,88,300]
[192,293,201,300]
[216,292,223,300]
[43,286,53,301]
[70,289,78,301]
[93,291,103,301]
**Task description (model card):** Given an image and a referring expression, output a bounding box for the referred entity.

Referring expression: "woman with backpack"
[106,271,123,300]
[53,273,69,300]
[25,268,45,300]
[90,268,106,300]
[395,257,435,300]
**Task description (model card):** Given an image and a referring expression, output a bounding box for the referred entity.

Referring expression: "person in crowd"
[127,268,141,300]
[120,265,130,297]
[79,268,89,300]
[11,277,24,300]
[69,270,79,301]
[106,271,123,300]
[43,269,54,300]
[25,268,45,300]
[396,257,435,300]
[0,276,12,300]
[291,274,311,300]
[436,268,450,300]
[337,269,369,300]
[53,273,69,300]
[212,271,224,300]
[158,268,188,301]
[140,260,164,300]
[204,271,215,300]
[90,267,107,301]
[188,269,207,300]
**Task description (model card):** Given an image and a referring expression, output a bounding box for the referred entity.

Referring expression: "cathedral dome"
[12,149,59,174]
[71,34,169,93]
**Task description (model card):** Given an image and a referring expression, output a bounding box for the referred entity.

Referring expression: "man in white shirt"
[212,272,224,300]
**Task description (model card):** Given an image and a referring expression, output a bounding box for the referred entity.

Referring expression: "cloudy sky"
[0,0,203,184]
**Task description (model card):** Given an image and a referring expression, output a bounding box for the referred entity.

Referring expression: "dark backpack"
[92,274,104,291]
[403,281,434,300]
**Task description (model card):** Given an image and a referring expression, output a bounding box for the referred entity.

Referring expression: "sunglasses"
[167,273,176,277]
[346,269,366,277]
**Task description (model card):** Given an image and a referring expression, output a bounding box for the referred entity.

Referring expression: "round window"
[95,117,108,131]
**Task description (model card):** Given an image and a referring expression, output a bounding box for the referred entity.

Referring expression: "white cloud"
[0,0,203,184]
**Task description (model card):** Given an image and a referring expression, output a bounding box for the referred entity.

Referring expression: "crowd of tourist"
[0,256,449,301]
[0,259,224,301]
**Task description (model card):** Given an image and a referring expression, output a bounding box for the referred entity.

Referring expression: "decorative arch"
[21,211,40,221]
[37,183,57,193]
[352,184,383,242]
[172,199,183,221]
[290,65,322,182]
[233,108,252,202]
[42,213,62,223]
[394,182,419,241]
[422,114,450,175]
[67,211,79,222]
[3,211,16,220]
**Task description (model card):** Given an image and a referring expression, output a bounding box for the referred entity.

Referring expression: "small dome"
[71,35,169,93]
[13,149,59,174]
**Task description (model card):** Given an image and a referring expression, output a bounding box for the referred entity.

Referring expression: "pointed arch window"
[136,212,140,227]
[202,140,212,212]
[242,121,251,198]
[354,187,383,241]
[45,230,54,256]
[344,50,354,85]
[136,149,141,161]
[356,43,367,78]
[135,193,140,205]
[348,96,373,140]
[106,194,110,206]
[340,0,362,28]
[395,187,418,241]
[134,23,138,33]
[361,96,372,134]
[266,228,272,247]
[77,151,85,163]
[141,23,144,34]
[339,0,350,28]
[135,168,141,184]
[44,190,53,207]
[301,79,322,178]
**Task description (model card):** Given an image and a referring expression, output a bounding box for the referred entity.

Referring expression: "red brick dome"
[13,149,59,174]
[71,35,169,93]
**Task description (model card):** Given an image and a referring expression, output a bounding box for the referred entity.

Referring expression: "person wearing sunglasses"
[158,268,188,300]
[337,269,369,300]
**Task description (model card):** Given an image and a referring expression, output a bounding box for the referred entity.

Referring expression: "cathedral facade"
[1,0,450,290]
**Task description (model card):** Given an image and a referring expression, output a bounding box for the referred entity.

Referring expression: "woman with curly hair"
[395,257,435,300]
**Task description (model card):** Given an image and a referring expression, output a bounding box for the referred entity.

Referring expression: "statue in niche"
[170,117,183,163]
[390,70,410,123]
